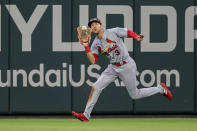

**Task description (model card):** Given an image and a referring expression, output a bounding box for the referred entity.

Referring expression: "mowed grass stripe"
[0,118,196,131]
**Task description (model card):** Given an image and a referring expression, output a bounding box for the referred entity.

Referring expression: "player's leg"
[83,65,118,120]
[117,59,164,100]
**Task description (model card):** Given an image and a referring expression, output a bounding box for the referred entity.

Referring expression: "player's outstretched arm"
[81,42,97,64]
[127,30,144,41]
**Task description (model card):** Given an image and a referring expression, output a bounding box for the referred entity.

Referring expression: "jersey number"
[115,49,120,56]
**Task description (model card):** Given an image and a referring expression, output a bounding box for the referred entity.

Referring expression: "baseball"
[82,26,87,30]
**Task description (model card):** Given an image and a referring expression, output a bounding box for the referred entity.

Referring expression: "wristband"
[84,46,91,53]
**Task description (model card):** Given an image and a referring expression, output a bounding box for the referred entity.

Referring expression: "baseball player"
[72,18,172,122]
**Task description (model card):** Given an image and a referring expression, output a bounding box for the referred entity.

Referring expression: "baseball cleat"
[72,111,89,122]
[160,83,172,100]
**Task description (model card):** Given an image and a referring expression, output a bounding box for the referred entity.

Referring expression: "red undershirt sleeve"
[127,30,138,40]
[93,53,98,64]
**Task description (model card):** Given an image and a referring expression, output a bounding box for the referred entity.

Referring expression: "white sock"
[157,84,164,94]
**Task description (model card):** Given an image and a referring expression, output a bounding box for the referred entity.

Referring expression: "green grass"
[0,118,197,131]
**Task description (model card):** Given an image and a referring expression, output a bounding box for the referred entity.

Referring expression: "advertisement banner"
[0,0,196,114]
[8,0,72,113]
[0,0,9,113]
[134,0,195,113]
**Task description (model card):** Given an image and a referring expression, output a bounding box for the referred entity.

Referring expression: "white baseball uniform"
[83,27,163,120]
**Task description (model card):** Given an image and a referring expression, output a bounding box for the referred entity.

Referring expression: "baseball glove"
[77,26,92,44]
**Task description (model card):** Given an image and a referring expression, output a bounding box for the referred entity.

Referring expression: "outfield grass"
[0,118,197,131]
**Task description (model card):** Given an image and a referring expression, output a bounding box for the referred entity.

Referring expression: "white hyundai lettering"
[141,6,177,52]
[185,6,197,52]
[6,5,48,51]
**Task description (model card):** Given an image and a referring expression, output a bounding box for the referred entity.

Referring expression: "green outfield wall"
[0,0,196,114]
